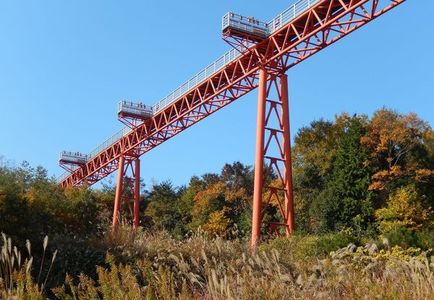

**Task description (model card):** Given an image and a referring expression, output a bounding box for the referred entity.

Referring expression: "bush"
[260,232,357,265]
[314,232,357,254]
[384,227,418,249]
[375,185,432,235]
[383,227,434,250]
[414,230,434,250]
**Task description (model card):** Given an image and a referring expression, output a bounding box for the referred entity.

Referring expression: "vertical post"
[280,74,294,234]
[251,68,267,250]
[133,158,140,228]
[112,155,125,230]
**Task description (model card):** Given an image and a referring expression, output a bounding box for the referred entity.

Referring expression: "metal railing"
[58,0,319,183]
[88,127,132,160]
[118,100,153,118]
[222,12,269,37]
[59,151,88,164]
[152,48,242,113]
[268,0,318,32]
[58,127,132,182]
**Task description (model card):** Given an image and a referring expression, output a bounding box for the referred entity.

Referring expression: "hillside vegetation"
[0,108,433,299]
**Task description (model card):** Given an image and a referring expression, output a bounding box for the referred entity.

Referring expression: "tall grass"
[2,227,433,299]
[53,226,434,300]
[0,233,57,299]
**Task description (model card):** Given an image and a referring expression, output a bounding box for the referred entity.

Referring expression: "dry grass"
[54,227,434,300]
[0,233,57,299]
[2,227,434,299]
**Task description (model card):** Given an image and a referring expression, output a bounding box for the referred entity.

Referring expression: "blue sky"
[0,1,432,188]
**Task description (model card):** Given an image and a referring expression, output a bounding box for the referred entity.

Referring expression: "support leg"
[280,74,294,235]
[133,158,140,228]
[251,68,267,250]
[112,155,125,230]
[251,71,295,250]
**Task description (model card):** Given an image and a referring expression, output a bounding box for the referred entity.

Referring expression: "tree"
[144,181,182,232]
[292,119,343,232]
[361,109,433,194]
[311,116,374,233]
[221,162,253,194]
[293,119,339,176]
[188,162,253,238]
[190,182,227,233]
[375,185,433,235]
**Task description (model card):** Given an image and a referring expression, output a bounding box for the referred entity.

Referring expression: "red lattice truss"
[60,0,405,188]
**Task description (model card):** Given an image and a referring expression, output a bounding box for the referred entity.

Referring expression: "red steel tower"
[59,0,406,247]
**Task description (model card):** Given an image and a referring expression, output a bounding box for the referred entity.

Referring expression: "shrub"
[314,232,357,254]
[384,227,418,249]
[259,232,357,266]
[375,185,432,235]
[383,227,434,250]
[414,230,434,250]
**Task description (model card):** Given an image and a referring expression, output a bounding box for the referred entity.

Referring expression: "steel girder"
[60,0,405,189]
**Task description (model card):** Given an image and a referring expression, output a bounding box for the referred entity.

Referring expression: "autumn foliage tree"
[189,163,253,237]
[361,109,434,195]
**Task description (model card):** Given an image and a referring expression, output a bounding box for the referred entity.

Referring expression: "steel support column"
[251,68,267,250]
[280,74,294,234]
[133,158,140,228]
[112,155,125,229]
[251,70,294,250]
[112,156,141,230]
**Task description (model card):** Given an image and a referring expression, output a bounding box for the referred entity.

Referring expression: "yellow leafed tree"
[375,185,433,234]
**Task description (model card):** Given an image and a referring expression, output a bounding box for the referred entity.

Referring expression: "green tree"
[292,119,340,232]
[144,181,182,233]
[311,116,374,233]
